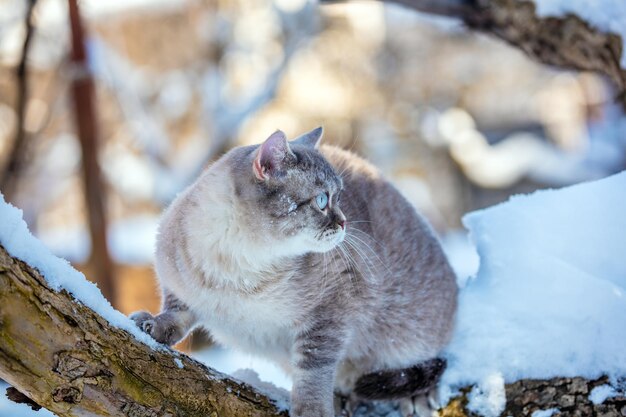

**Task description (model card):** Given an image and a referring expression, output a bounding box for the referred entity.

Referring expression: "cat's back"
[320,144,457,359]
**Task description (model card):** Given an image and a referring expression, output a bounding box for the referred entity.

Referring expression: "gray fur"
[130,127,458,417]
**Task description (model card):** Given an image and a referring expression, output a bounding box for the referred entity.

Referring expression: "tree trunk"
[67,0,116,304]
[0,243,287,417]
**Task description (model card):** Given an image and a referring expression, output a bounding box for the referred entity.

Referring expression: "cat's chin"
[309,230,345,254]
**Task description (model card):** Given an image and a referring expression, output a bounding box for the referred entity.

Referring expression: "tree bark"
[0,243,288,417]
[438,377,626,417]
[323,0,626,106]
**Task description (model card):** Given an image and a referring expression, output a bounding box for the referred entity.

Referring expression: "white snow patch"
[441,171,626,415]
[528,0,626,67]
[193,346,292,390]
[0,383,56,417]
[531,408,560,417]
[589,384,618,404]
[232,369,290,411]
[466,373,506,417]
[441,230,480,288]
[173,357,184,369]
[0,193,163,350]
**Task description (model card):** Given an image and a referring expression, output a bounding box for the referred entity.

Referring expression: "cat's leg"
[130,291,196,346]
[290,317,346,417]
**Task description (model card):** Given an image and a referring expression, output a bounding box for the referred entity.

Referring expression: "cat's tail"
[353,358,446,400]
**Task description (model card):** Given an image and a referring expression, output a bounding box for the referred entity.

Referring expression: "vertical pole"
[67,0,116,303]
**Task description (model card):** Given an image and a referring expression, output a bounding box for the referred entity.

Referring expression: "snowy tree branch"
[323,0,626,105]
[0,244,288,416]
[2,238,625,416]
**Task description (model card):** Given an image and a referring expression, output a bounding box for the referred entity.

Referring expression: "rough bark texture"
[439,376,626,417]
[0,244,287,417]
[326,0,626,106]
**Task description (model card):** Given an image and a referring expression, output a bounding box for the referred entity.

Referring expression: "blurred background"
[1,0,625,391]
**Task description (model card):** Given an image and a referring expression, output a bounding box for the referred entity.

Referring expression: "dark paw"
[129,311,184,346]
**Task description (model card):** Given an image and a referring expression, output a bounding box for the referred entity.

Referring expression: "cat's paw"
[129,311,184,346]
[398,388,439,417]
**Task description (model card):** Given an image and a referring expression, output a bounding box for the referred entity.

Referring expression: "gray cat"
[130,127,458,417]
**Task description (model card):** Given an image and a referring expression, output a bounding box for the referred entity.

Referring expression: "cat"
[130,127,458,417]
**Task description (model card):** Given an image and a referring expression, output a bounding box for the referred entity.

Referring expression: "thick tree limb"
[323,0,626,105]
[0,244,288,416]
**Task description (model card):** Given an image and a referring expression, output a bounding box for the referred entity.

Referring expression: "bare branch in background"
[67,0,116,303]
[181,4,321,194]
[0,0,38,201]
[322,0,626,106]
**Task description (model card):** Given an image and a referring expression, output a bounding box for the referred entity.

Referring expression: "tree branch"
[0,243,288,416]
[322,0,626,106]
[1,236,624,416]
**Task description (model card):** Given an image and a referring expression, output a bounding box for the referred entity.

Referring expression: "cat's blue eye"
[316,193,328,210]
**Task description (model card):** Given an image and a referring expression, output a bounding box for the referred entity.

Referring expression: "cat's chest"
[187,281,303,354]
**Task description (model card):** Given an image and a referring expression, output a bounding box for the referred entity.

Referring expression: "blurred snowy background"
[1,0,625,415]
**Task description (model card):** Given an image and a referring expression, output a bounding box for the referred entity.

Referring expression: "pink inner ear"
[253,130,291,180]
[253,154,266,180]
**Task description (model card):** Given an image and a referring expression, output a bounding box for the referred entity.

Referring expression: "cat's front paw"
[290,401,335,417]
[129,311,185,346]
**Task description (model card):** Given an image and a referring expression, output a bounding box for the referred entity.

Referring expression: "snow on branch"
[0,193,288,416]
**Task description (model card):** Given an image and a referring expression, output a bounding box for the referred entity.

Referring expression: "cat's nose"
[332,209,346,230]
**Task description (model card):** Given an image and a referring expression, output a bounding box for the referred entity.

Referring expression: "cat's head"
[232,127,346,255]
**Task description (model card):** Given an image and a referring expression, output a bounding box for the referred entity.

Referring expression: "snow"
[0,192,162,350]
[231,369,291,411]
[193,346,292,390]
[441,230,480,288]
[529,0,626,67]
[441,171,626,415]
[0,383,55,417]
[173,357,184,369]
[466,373,506,417]
[531,408,560,417]
[588,384,619,405]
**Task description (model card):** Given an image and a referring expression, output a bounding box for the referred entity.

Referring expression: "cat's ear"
[253,130,295,181]
[291,126,323,149]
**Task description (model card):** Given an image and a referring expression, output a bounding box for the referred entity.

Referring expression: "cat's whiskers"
[336,243,361,296]
[342,238,377,284]
[319,250,335,303]
[345,229,393,278]
[337,163,351,180]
